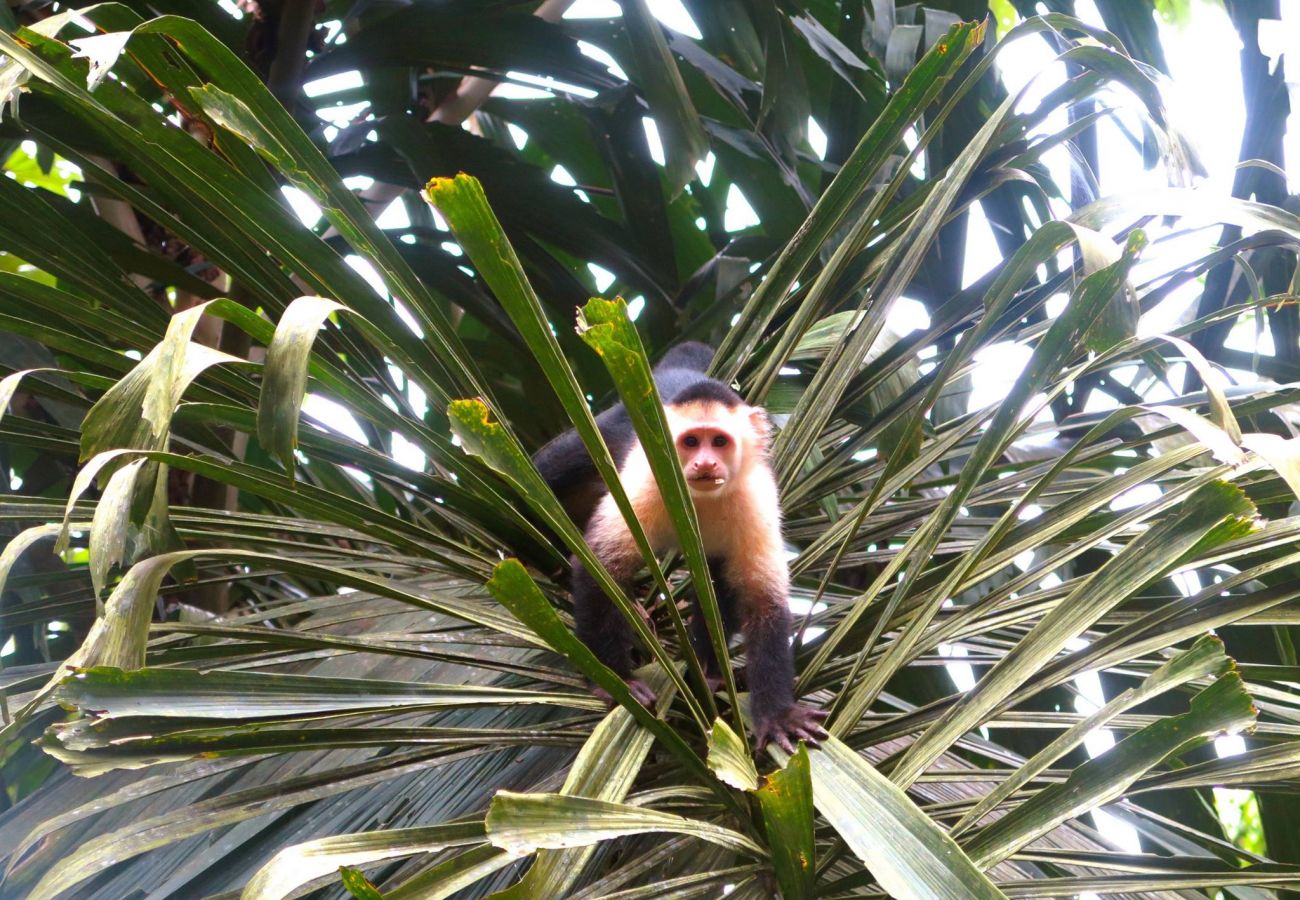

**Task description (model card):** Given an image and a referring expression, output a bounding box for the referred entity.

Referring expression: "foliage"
[0,0,1297,897]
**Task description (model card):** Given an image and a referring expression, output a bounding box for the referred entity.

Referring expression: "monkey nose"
[690,465,721,485]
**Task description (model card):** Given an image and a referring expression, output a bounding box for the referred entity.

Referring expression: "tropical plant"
[1,1,1298,898]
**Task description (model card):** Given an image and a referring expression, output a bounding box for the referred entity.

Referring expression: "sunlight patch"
[887,297,930,336]
[695,152,716,186]
[589,263,616,293]
[504,71,597,100]
[578,41,628,81]
[564,0,619,16]
[649,0,702,38]
[345,255,387,298]
[1109,482,1162,511]
[642,118,666,165]
[493,81,551,101]
[304,70,363,98]
[316,101,369,127]
[961,202,1001,289]
[807,117,828,160]
[281,186,322,228]
[303,393,369,444]
[724,184,759,232]
[392,432,426,472]
[969,341,1031,412]
[393,298,424,338]
[375,197,409,230]
[939,641,977,692]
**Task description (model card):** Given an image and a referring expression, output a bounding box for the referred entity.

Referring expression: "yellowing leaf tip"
[447,397,491,422]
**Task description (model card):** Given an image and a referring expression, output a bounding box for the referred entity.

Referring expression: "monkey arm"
[726,558,828,752]
[571,554,637,678]
[740,597,796,722]
[743,598,828,751]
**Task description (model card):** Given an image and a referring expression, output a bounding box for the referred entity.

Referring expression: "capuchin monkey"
[533,342,828,752]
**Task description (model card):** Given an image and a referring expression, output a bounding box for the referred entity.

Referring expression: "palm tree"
[1,1,1298,897]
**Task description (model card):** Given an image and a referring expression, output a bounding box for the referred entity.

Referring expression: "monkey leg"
[571,555,657,709]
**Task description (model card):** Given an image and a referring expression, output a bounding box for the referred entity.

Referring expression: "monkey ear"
[747,406,773,442]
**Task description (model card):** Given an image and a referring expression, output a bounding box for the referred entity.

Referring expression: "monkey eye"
[683,435,700,448]
[712,435,729,448]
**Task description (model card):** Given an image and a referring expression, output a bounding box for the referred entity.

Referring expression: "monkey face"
[676,424,740,494]
[666,399,771,498]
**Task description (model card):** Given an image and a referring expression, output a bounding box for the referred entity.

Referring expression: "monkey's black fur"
[688,558,741,673]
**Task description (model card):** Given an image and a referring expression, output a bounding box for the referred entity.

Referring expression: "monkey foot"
[754,704,830,754]
[593,679,658,710]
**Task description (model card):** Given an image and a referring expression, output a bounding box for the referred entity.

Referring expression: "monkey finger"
[793,727,823,746]
[591,686,617,709]
[775,733,797,754]
[627,679,658,708]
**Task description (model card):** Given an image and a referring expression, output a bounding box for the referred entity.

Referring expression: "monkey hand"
[754,703,829,754]
[592,679,658,711]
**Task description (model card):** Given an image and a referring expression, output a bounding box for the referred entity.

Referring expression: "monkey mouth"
[688,475,727,491]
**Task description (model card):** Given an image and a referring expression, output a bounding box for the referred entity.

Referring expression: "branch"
[428,0,575,125]
[266,0,319,106]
